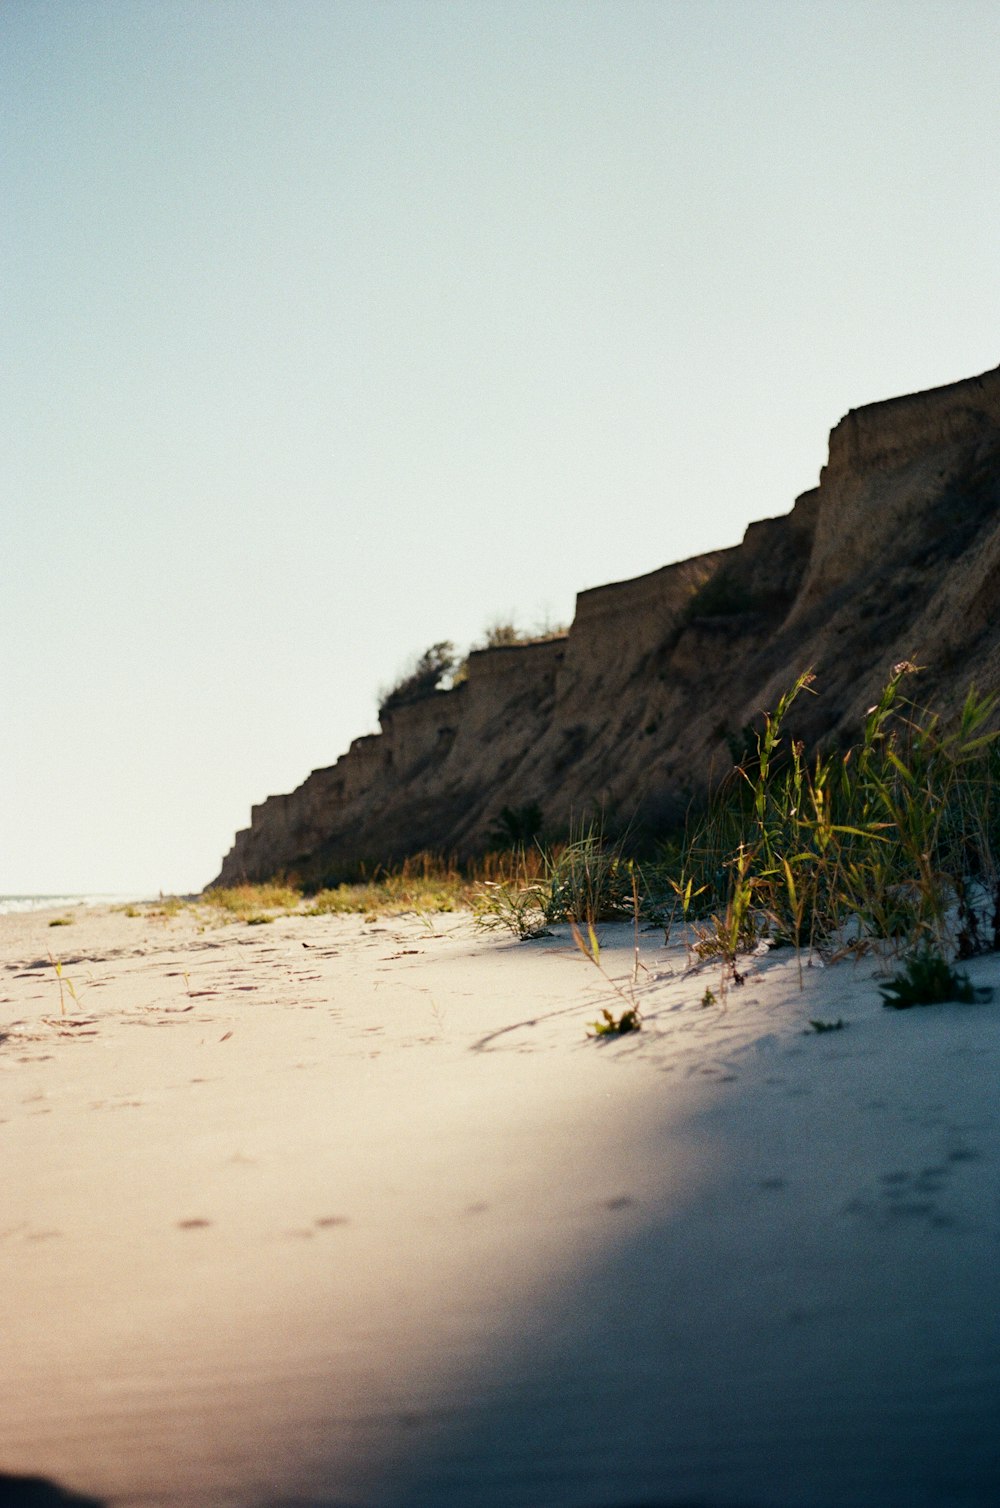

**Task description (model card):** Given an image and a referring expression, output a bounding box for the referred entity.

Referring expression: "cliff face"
[214,365,1000,886]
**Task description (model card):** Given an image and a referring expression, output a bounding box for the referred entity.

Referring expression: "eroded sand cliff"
[215,365,1000,886]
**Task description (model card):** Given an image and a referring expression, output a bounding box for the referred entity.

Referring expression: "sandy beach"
[3,902,1000,1508]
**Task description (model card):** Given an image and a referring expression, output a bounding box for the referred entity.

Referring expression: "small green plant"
[544,825,638,925]
[589,1004,642,1036]
[471,826,640,938]
[662,873,707,956]
[48,916,73,927]
[878,947,981,1009]
[700,986,717,1008]
[49,953,80,1016]
[573,920,643,1037]
[692,842,759,983]
[472,878,550,939]
[808,1018,846,1033]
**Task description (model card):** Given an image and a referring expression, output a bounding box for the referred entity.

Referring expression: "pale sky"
[4,0,1000,895]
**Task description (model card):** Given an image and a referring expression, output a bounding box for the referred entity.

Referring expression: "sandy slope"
[2,904,999,1508]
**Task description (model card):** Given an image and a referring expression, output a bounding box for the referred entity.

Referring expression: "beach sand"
[3,903,1000,1508]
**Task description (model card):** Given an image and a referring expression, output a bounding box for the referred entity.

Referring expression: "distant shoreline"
[0,892,156,916]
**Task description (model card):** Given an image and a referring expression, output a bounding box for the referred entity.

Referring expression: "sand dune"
[3,904,1000,1507]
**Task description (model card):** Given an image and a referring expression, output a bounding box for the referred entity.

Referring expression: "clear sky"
[4,0,1000,896]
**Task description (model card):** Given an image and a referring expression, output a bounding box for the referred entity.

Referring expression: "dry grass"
[200,883,302,921]
[306,854,472,918]
[194,853,559,927]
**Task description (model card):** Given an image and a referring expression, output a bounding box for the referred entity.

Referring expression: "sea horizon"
[0,892,160,916]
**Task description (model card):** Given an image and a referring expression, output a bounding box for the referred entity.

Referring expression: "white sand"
[3,904,1000,1508]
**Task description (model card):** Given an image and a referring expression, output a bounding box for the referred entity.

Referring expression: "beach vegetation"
[471,821,646,937]
[878,947,983,1009]
[49,952,80,1016]
[472,869,550,939]
[306,854,471,918]
[546,824,640,924]
[573,919,643,1036]
[589,1004,641,1036]
[660,665,1000,980]
[144,896,187,919]
[201,883,302,920]
[48,916,74,927]
[191,665,1000,1019]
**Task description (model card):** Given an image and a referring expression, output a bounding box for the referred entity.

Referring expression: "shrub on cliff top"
[475,618,569,650]
[379,641,457,715]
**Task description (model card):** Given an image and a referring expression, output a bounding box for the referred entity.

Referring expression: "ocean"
[0,893,154,915]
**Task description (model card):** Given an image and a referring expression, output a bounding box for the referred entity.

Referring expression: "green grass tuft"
[655,665,1000,982]
[879,948,979,1009]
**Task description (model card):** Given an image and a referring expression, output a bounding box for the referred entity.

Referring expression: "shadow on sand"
[273,1006,1000,1508]
[0,1476,105,1508]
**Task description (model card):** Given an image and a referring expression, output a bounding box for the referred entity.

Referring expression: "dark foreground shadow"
[370,1008,1000,1507]
[214,1495,777,1507]
[0,1476,105,1508]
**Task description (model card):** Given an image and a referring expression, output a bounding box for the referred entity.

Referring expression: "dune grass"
[200,883,303,922]
[472,826,642,938]
[665,665,1000,976]
[202,857,477,923]
[473,665,1000,994]
[306,859,469,919]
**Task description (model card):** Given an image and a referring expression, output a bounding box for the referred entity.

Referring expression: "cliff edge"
[213,364,1000,886]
